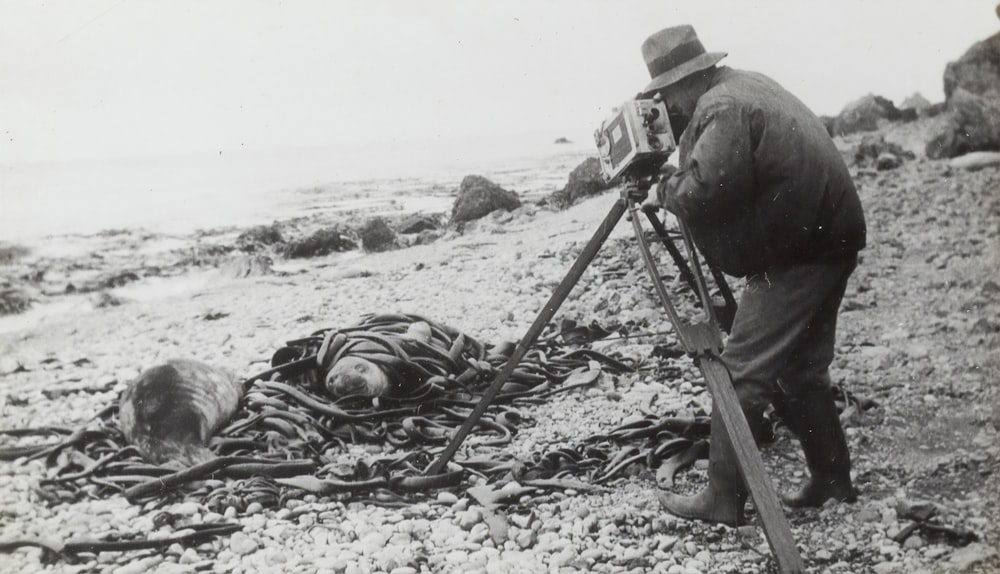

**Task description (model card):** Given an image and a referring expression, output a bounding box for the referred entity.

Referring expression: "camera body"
[594,98,676,182]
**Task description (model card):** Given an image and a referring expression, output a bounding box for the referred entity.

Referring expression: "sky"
[1,0,997,164]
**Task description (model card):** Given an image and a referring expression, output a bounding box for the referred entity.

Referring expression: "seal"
[323,320,434,398]
[118,358,243,467]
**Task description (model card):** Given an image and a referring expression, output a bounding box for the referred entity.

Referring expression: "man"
[639,25,867,526]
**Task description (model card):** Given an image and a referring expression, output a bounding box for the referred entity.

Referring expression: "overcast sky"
[1,0,996,163]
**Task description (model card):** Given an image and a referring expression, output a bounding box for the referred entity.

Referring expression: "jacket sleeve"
[660,101,754,224]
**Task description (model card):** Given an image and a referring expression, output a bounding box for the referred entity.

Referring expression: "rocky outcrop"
[451,176,521,223]
[926,88,1000,159]
[927,24,1000,159]
[395,213,441,235]
[284,228,356,258]
[943,30,1000,100]
[359,217,398,253]
[900,93,932,116]
[547,157,616,209]
[236,224,285,253]
[853,135,916,171]
[828,94,906,136]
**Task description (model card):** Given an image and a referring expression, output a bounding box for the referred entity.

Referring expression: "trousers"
[721,255,858,400]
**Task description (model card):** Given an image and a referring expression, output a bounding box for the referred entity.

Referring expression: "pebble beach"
[0,117,999,574]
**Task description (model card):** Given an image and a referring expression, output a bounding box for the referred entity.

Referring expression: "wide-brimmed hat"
[640,25,726,97]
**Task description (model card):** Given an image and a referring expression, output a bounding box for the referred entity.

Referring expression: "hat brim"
[640,52,727,97]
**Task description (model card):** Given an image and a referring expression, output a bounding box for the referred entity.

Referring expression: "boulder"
[829,94,905,136]
[451,175,521,223]
[853,134,916,169]
[285,228,357,258]
[926,88,1000,159]
[943,30,1000,100]
[359,217,398,253]
[0,289,31,316]
[547,157,616,209]
[236,224,284,252]
[395,213,441,234]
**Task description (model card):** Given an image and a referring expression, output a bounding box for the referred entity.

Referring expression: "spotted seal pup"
[118,358,243,467]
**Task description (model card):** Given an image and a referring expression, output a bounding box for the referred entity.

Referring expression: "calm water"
[0,132,595,242]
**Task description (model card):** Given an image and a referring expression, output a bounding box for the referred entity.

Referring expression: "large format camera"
[594,98,676,182]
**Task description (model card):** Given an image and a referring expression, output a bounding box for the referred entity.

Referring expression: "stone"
[228,531,259,556]
[943,30,1000,100]
[451,175,521,223]
[359,217,398,253]
[396,213,440,234]
[900,92,933,115]
[927,88,1000,159]
[945,543,998,571]
[547,157,616,209]
[829,94,905,136]
[285,227,357,258]
[236,223,284,252]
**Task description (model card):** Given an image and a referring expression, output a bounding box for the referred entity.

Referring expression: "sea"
[0,132,596,243]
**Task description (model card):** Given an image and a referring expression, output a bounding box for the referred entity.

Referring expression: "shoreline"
[0,124,998,573]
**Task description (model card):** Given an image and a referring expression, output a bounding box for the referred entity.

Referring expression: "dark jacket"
[661,67,866,277]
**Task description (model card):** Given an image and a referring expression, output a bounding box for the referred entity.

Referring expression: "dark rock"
[829,94,905,136]
[547,157,616,209]
[0,289,31,316]
[91,291,125,308]
[853,135,915,169]
[359,217,398,253]
[99,271,141,289]
[876,153,902,171]
[0,243,29,265]
[285,228,356,258]
[925,102,948,117]
[451,176,521,223]
[236,224,285,252]
[943,30,1000,100]
[395,213,440,234]
[926,89,1000,159]
[218,254,273,278]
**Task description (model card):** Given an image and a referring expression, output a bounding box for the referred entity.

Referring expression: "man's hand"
[641,164,678,212]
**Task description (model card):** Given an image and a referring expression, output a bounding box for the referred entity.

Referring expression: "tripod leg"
[427,198,630,475]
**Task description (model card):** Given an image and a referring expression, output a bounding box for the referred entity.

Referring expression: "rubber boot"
[656,407,747,527]
[780,388,858,507]
[656,381,773,526]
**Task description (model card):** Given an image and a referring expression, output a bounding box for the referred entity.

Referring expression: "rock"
[829,94,905,136]
[547,157,616,209]
[945,543,998,571]
[944,30,1000,100]
[900,92,933,116]
[877,153,902,171]
[285,227,357,258]
[451,175,521,223]
[99,271,140,289]
[91,291,125,308]
[854,134,915,168]
[228,531,259,555]
[0,289,31,316]
[926,89,1000,159]
[359,217,398,253]
[395,213,440,234]
[554,137,572,144]
[236,223,285,252]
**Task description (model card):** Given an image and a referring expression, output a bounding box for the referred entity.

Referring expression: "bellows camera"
[594,98,676,182]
